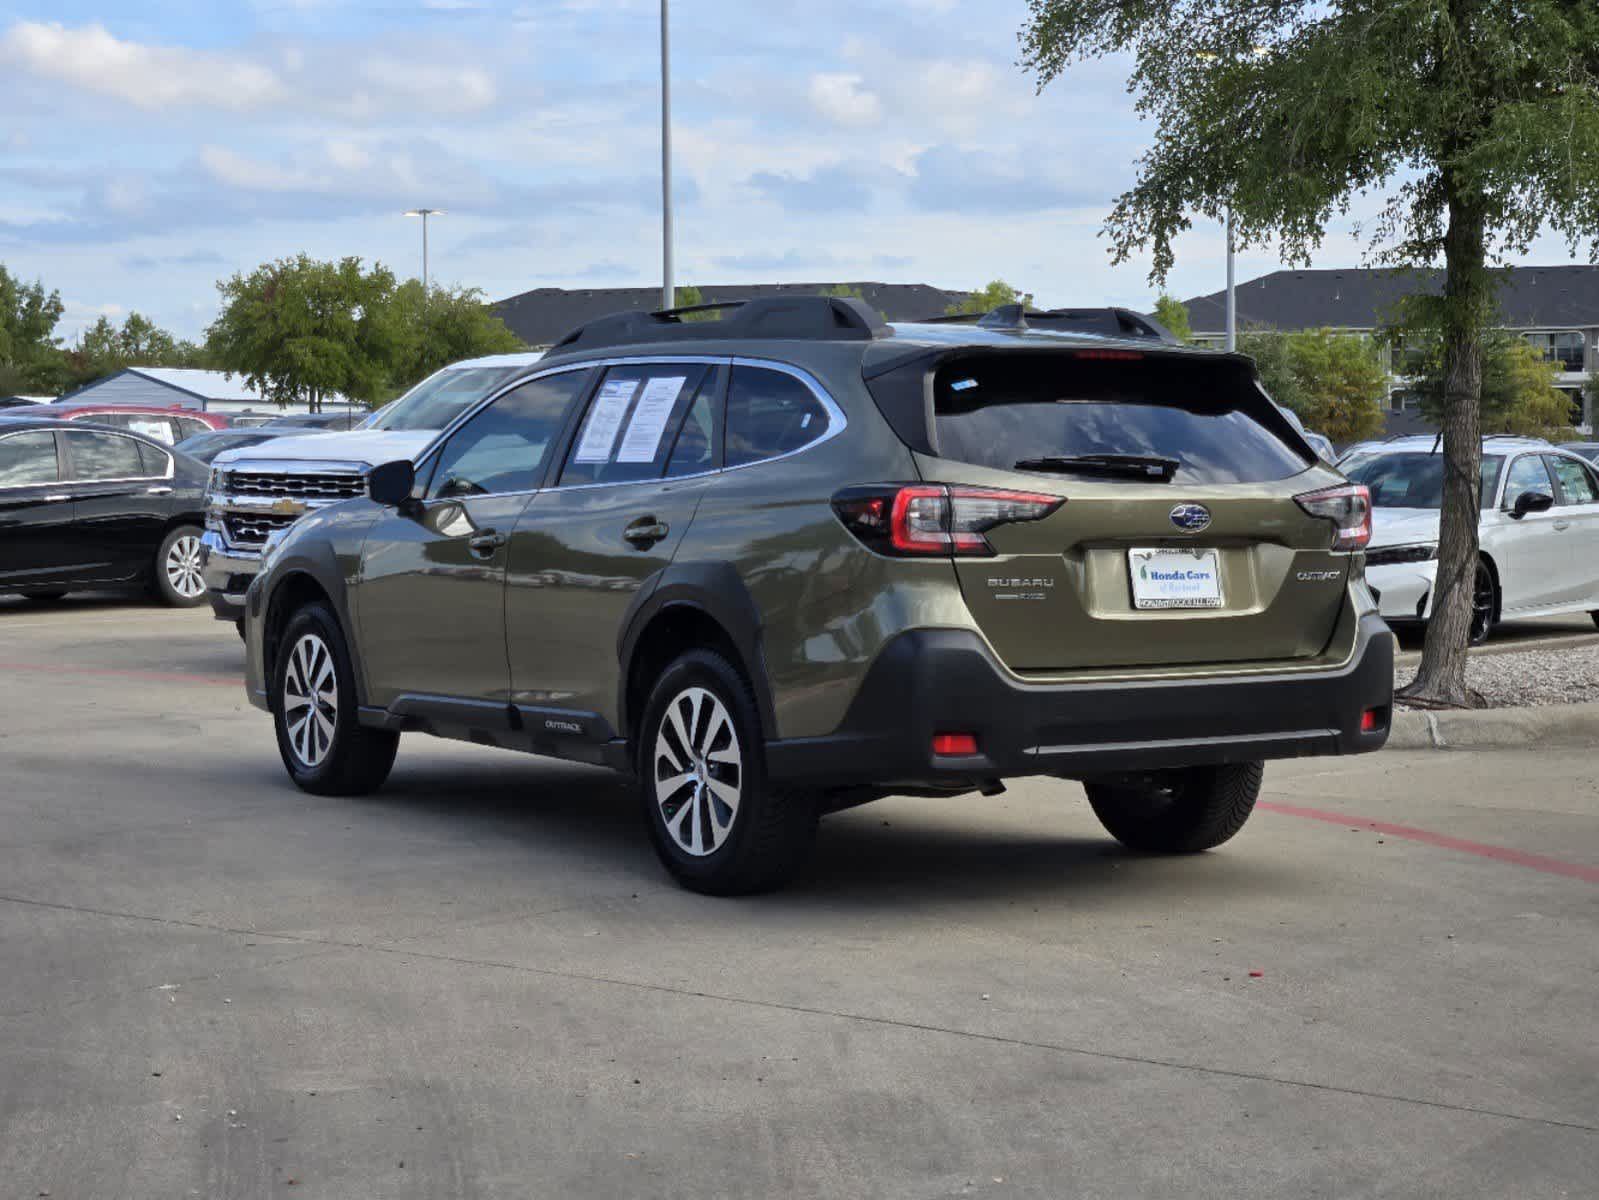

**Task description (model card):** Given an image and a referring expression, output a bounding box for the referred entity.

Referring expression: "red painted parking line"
[1259,801,1599,884]
[0,661,239,688]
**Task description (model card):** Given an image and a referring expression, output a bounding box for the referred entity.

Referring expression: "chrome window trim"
[0,428,64,491]
[395,355,850,502]
[59,428,176,485]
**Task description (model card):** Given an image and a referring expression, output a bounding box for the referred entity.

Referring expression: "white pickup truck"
[199,353,544,629]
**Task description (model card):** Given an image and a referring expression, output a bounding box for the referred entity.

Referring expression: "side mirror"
[367,459,416,508]
[1510,490,1554,519]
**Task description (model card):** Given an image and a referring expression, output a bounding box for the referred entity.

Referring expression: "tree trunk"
[1396,195,1487,707]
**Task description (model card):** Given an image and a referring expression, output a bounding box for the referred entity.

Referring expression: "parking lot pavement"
[2,599,1596,1199]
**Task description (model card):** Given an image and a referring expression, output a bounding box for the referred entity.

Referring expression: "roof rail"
[550,296,890,352]
[917,305,1182,345]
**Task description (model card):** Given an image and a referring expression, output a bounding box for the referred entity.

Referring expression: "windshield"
[1342,452,1504,510]
[363,366,525,432]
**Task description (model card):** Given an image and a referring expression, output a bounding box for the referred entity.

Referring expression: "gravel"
[1397,643,1599,708]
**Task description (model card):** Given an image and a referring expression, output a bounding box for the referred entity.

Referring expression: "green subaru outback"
[242,297,1392,894]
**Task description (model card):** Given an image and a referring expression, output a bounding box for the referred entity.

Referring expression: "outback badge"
[1169,503,1212,533]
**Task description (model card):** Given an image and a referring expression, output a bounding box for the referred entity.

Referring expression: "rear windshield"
[1342,452,1504,510]
[927,354,1310,485]
[365,366,524,432]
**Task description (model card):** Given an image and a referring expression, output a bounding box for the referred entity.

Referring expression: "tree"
[1237,330,1308,414]
[207,255,401,411]
[1282,329,1389,444]
[388,280,525,395]
[1020,1,1599,708]
[64,312,206,391]
[0,265,65,394]
[1414,332,1573,441]
[947,280,1034,316]
[1152,294,1193,342]
[672,285,720,322]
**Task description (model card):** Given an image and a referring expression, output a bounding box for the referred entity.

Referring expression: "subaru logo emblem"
[1169,503,1211,533]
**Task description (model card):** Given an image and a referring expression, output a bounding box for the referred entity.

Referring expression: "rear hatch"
[865,346,1351,672]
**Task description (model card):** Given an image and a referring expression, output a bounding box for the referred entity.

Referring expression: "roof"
[126,368,265,401]
[493,282,969,348]
[1182,266,1599,333]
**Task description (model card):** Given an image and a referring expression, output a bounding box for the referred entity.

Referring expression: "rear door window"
[137,441,173,478]
[925,354,1309,485]
[0,431,59,486]
[559,363,715,486]
[64,430,148,480]
[724,366,831,468]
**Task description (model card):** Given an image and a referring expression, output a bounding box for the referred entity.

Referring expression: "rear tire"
[272,602,398,796]
[1085,762,1264,854]
[638,649,817,895]
[152,525,207,608]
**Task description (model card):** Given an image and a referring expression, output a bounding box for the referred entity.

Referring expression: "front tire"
[272,603,398,796]
[1468,559,1497,647]
[638,649,817,895]
[153,525,207,608]
[1085,762,1263,854]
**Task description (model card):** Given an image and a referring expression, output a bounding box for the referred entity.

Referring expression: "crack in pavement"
[3,890,1594,1137]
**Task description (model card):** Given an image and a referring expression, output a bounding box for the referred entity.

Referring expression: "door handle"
[623,518,670,548]
[1554,520,1572,531]
[467,529,508,557]
[146,485,173,496]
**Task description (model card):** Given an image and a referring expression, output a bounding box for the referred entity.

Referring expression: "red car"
[45,403,230,445]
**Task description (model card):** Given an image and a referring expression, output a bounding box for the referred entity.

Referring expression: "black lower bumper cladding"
[766,615,1394,787]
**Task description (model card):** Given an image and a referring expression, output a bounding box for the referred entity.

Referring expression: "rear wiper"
[1012,453,1180,481]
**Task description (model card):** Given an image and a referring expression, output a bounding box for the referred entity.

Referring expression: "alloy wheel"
[1470,563,1495,645]
[165,534,205,599]
[652,686,742,857]
[282,633,338,768]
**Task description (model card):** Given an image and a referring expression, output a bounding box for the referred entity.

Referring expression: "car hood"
[212,429,436,469]
[1369,508,1447,548]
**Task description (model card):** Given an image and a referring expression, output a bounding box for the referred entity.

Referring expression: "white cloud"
[0,21,285,112]
[807,73,882,127]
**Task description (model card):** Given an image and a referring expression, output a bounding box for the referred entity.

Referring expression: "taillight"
[1296,483,1372,551]
[833,485,1064,557]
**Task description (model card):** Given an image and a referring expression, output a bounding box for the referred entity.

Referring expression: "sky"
[0,0,1583,345]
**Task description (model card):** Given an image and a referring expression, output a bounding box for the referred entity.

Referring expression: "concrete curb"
[1387,701,1599,750]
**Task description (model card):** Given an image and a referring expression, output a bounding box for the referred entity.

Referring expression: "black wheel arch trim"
[254,546,368,710]
[615,560,777,743]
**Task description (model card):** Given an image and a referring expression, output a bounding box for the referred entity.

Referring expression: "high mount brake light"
[1295,483,1372,552]
[1074,348,1144,361]
[833,485,1064,558]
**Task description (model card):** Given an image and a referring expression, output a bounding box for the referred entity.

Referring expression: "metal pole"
[660,0,674,311]
[422,211,429,292]
[1225,205,1237,352]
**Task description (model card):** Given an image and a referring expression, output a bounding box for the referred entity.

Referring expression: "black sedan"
[0,415,210,606]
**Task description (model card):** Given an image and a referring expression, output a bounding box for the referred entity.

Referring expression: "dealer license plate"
[1128,548,1224,610]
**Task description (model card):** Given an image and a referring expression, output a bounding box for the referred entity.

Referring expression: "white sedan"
[1341,436,1599,644]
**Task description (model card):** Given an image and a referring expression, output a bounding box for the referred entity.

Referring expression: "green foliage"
[947,280,1034,316]
[818,284,867,302]
[1282,329,1389,444]
[1236,329,1308,414]
[673,285,719,322]
[1239,328,1387,443]
[207,255,402,410]
[0,265,65,394]
[388,281,524,396]
[1413,332,1574,441]
[1152,294,1193,342]
[64,312,206,392]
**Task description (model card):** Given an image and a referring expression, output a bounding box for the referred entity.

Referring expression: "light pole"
[1225,205,1236,352]
[660,0,674,311]
[404,208,445,291]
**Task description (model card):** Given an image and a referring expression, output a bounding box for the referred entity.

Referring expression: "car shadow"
[334,754,1298,910]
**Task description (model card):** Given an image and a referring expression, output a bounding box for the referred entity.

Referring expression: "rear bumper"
[199,533,261,621]
[766,614,1394,788]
